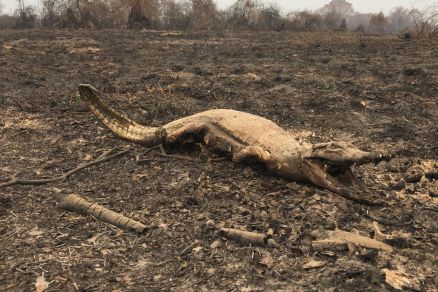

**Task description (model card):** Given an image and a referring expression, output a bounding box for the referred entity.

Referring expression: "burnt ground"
[0,29,437,291]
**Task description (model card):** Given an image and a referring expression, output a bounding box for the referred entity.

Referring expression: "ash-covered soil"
[0,30,437,291]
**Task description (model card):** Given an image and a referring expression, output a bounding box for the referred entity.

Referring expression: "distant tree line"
[0,0,437,38]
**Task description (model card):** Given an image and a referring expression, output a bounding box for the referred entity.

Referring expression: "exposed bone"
[312,229,393,253]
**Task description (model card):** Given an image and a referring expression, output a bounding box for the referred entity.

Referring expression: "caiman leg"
[233,146,273,164]
[203,132,243,153]
[168,122,280,172]
[166,122,209,144]
[167,121,256,157]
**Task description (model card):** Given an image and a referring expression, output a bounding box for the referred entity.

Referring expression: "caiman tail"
[78,84,166,146]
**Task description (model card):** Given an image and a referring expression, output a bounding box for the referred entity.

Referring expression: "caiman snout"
[299,141,390,198]
[363,152,391,164]
[309,141,388,166]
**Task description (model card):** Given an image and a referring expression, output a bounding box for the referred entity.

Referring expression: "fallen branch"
[53,192,146,233]
[1,148,145,232]
[0,148,130,188]
[312,229,393,253]
[154,152,193,161]
[217,226,278,247]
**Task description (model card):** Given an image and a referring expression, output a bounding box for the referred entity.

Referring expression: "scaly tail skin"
[78,84,166,146]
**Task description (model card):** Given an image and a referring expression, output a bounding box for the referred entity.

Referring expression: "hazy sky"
[1,0,435,14]
[217,0,435,13]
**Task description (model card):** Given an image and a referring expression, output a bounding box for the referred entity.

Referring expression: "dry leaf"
[132,172,148,181]
[210,240,221,249]
[82,154,93,161]
[158,223,168,230]
[101,249,111,256]
[28,229,44,237]
[115,274,132,285]
[193,246,203,253]
[35,274,49,292]
[259,254,274,268]
[244,73,261,81]
[302,260,326,270]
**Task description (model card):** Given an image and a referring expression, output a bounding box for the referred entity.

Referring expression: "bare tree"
[18,0,24,12]
[319,0,354,16]
[257,3,283,30]
[161,0,192,30]
[388,6,411,32]
[285,11,322,31]
[323,10,342,30]
[339,18,347,31]
[226,0,263,30]
[319,0,354,30]
[369,12,388,33]
[41,0,66,27]
[346,12,372,32]
[128,0,159,29]
[410,4,438,38]
[191,0,217,30]
[15,0,36,28]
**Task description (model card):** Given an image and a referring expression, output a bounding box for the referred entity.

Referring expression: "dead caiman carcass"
[78,84,388,205]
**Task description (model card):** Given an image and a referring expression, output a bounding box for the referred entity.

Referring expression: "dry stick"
[0,148,145,233]
[52,192,146,233]
[157,143,193,160]
[136,144,193,162]
[141,145,162,156]
[218,226,278,248]
[312,229,393,253]
[337,189,385,206]
[179,241,198,256]
[0,149,130,188]
[135,145,163,164]
[154,151,193,161]
[159,144,167,155]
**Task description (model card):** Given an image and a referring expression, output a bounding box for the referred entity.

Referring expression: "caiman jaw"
[300,141,390,194]
[301,158,358,195]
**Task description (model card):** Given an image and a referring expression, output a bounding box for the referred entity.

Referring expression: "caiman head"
[298,141,389,203]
